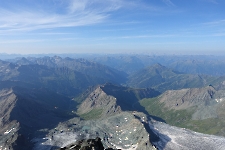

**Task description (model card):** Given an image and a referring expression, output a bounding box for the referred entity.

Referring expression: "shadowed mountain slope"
[101,83,160,111]
[0,87,77,150]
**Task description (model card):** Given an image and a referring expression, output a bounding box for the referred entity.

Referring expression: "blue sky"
[0,0,225,54]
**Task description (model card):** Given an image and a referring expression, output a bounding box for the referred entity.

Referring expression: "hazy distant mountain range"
[1,55,225,150]
[87,55,225,76]
[127,63,225,92]
[0,56,126,97]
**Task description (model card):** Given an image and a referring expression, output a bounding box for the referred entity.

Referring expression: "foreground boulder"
[59,137,120,150]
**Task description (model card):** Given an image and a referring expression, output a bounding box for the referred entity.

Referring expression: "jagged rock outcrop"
[59,137,120,150]
[77,86,121,118]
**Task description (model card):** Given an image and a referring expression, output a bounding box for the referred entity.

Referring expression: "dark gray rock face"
[59,137,120,150]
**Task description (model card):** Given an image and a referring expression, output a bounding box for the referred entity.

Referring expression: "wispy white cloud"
[0,39,45,44]
[85,34,178,41]
[209,0,218,4]
[118,34,177,39]
[212,33,225,37]
[0,0,169,34]
[0,12,104,33]
[68,0,88,13]
[162,0,175,6]
[68,0,123,14]
[201,0,218,4]
[203,19,225,26]
[0,0,128,33]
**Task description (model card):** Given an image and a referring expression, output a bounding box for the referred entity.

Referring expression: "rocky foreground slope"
[32,112,155,150]
[58,137,118,150]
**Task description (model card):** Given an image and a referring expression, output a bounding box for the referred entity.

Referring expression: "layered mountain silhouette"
[15,56,127,84]
[87,55,225,76]
[127,63,225,92]
[0,57,127,97]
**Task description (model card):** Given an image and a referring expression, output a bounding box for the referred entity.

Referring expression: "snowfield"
[149,120,225,150]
